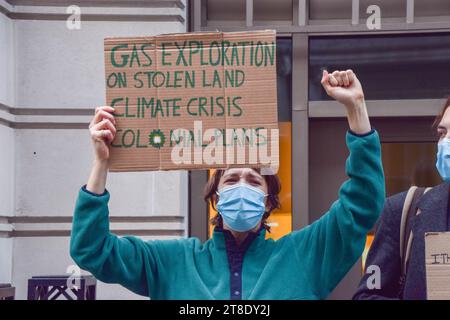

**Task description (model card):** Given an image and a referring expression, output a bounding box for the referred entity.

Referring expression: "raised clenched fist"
[321,69,365,110]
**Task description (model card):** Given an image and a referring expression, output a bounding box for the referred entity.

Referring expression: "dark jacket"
[353,182,449,300]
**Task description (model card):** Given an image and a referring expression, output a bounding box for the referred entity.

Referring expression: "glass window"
[207,0,245,21]
[207,0,293,22]
[309,33,450,101]
[416,0,450,17]
[276,38,292,121]
[310,0,406,20]
[309,0,351,20]
[382,142,441,197]
[359,0,406,18]
[254,0,292,22]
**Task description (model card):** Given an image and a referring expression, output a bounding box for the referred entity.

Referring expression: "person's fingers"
[94,110,116,126]
[320,70,333,94]
[89,120,101,135]
[95,118,116,136]
[91,129,108,140]
[90,118,108,132]
[90,107,116,129]
[328,74,339,86]
[95,106,115,115]
[92,129,113,143]
[320,70,329,87]
[90,119,116,141]
[89,112,108,128]
[332,71,344,86]
[346,69,355,84]
[320,69,328,84]
[103,130,114,143]
[102,119,117,136]
[341,71,350,87]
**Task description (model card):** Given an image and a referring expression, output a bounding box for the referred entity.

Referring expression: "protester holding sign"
[353,98,450,300]
[70,69,385,299]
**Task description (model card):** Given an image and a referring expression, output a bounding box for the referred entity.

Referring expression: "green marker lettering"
[110,44,129,67]
[161,42,172,66]
[141,43,153,67]
[175,41,188,66]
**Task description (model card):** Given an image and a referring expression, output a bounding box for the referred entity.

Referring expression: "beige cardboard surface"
[425,232,450,299]
[104,30,279,172]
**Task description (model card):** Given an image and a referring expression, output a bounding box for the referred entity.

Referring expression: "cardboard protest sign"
[104,30,279,172]
[425,232,450,299]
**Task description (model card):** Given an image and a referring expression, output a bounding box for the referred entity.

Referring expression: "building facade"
[0,0,187,300]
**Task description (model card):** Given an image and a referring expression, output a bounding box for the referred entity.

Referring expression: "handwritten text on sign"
[104,31,279,172]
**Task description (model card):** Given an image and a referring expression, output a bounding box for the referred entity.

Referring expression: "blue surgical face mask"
[436,138,450,182]
[216,182,267,232]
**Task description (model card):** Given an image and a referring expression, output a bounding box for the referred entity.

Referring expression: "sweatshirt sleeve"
[70,186,162,297]
[287,130,386,299]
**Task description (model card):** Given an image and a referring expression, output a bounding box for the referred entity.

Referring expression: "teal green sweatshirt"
[70,130,385,300]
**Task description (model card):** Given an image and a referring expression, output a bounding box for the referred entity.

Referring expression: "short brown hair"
[432,97,450,129]
[203,168,282,232]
